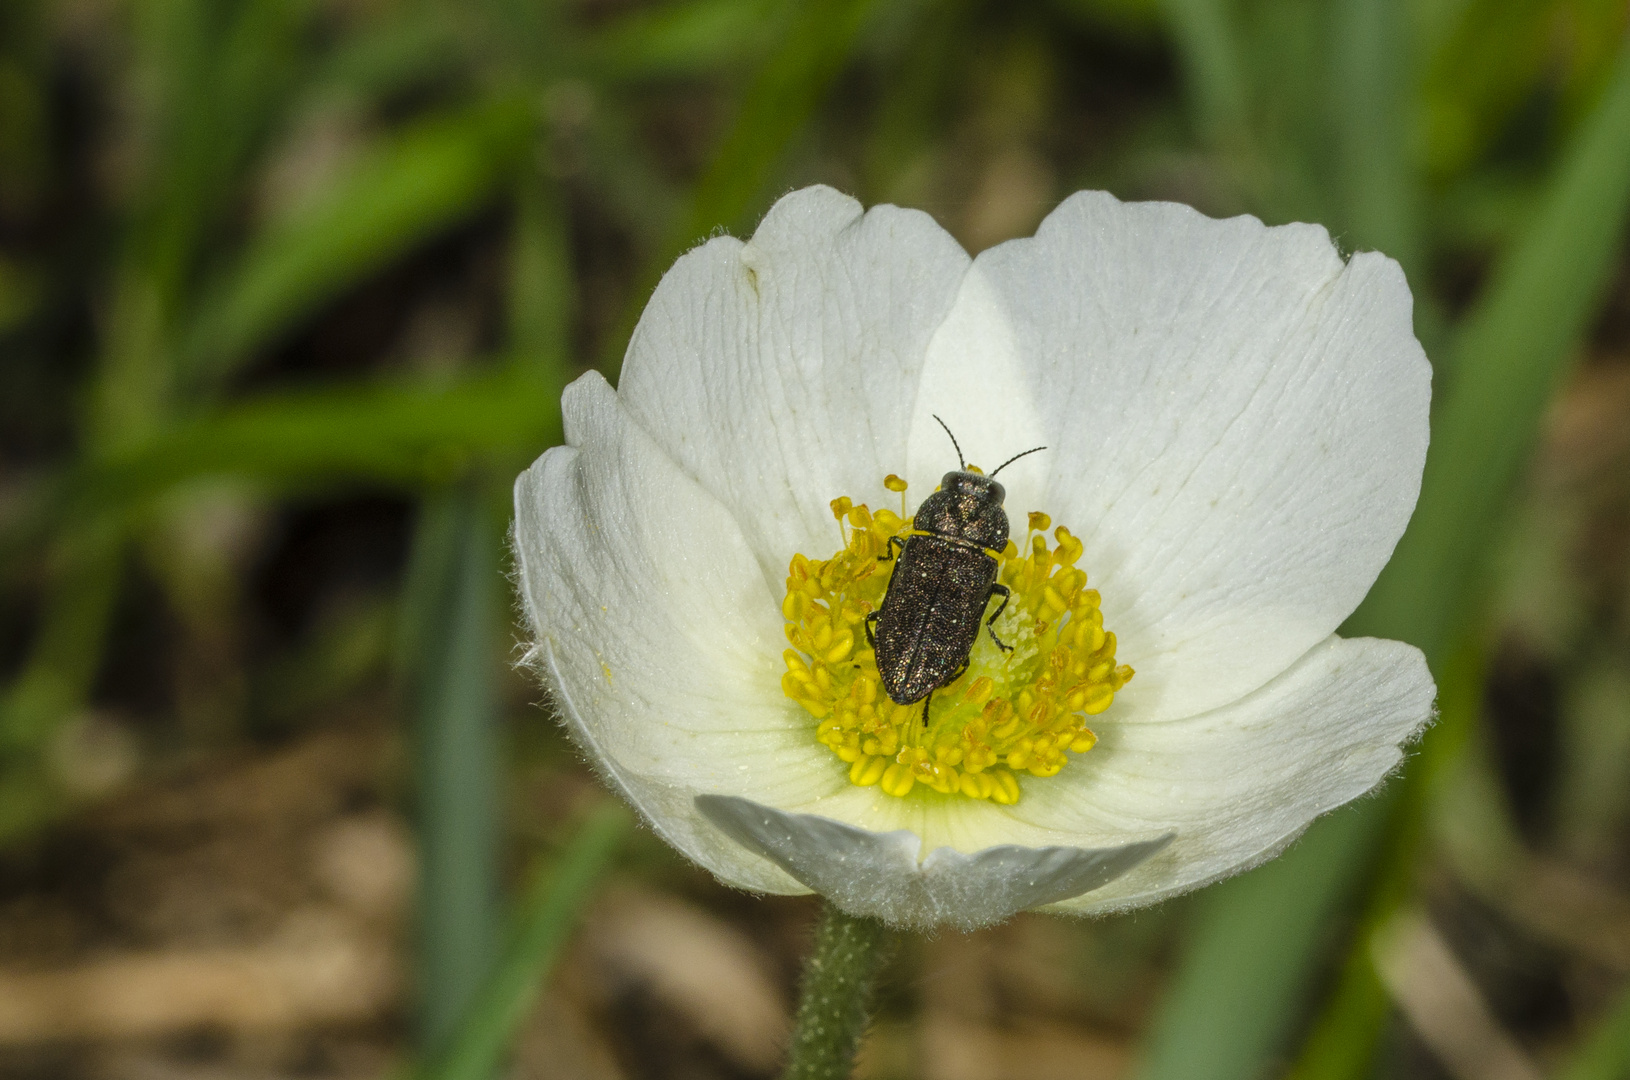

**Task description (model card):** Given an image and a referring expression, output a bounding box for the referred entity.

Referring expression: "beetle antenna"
[990,445,1046,478]
[932,415,966,470]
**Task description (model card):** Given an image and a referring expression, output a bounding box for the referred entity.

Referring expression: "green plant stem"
[782,902,894,1080]
[419,802,631,1080]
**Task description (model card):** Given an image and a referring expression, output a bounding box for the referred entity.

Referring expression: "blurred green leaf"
[590,0,783,78]
[312,10,463,101]
[1286,639,1487,1080]
[1332,0,1419,273]
[1558,979,1630,1080]
[602,0,885,377]
[508,173,573,377]
[404,486,503,1052]
[418,802,631,1080]
[1132,802,1385,1080]
[1419,0,1627,180]
[1158,0,1248,149]
[0,523,123,752]
[1135,31,1630,1080]
[680,0,881,238]
[72,370,565,512]
[183,98,535,388]
[1048,0,1162,38]
[1355,31,1630,658]
[0,255,41,333]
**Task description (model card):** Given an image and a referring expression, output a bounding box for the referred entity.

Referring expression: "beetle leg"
[985,584,1014,652]
[864,610,879,648]
[877,535,906,563]
[922,688,933,727]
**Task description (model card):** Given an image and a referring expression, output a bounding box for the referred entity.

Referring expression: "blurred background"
[1,0,1629,1078]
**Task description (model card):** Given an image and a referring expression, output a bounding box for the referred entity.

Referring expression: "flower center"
[780,476,1132,803]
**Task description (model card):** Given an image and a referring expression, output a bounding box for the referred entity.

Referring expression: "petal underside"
[696,793,1173,930]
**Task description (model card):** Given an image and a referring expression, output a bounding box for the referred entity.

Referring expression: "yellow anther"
[959,772,993,799]
[880,761,916,797]
[850,755,887,786]
[780,490,1129,804]
[823,629,855,664]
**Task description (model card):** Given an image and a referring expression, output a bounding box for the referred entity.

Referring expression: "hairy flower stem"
[782,902,895,1080]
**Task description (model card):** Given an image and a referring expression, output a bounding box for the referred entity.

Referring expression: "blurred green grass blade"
[1558,981,1630,1080]
[679,0,878,241]
[72,371,565,511]
[1286,639,1487,1080]
[0,523,123,751]
[602,0,880,377]
[1331,0,1419,273]
[862,0,973,197]
[1136,32,1630,1080]
[182,98,534,388]
[1132,803,1389,1080]
[589,0,781,79]
[1350,33,1630,658]
[402,487,503,1049]
[313,10,462,101]
[1157,0,1248,148]
[418,803,631,1080]
[507,173,572,377]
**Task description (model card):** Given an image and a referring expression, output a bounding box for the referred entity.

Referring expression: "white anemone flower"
[514,185,1436,930]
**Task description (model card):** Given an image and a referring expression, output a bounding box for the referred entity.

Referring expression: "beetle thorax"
[914,471,1009,549]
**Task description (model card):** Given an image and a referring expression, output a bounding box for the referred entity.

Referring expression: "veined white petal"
[1040,635,1434,912]
[695,794,1172,930]
[618,185,972,593]
[757,635,1429,909]
[911,193,1431,723]
[514,372,849,893]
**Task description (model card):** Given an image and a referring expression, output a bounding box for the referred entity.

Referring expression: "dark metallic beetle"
[865,418,1044,724]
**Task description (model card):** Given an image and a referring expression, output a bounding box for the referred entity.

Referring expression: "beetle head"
[941,470,1005,504]
[914,470,1008,549]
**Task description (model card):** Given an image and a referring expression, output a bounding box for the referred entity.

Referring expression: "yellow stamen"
[884,473,908,517]
[780,480,1133,803]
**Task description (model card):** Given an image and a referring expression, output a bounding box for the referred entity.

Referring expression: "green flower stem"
[782,902,895,1080]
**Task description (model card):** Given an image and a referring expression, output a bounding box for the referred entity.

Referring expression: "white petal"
[752,635,1428,912]
[617,185,972,590]
[909,193,1431,721]
[695,794,1172,930]
[514,372,851,893]
[1037,635,1434,913]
